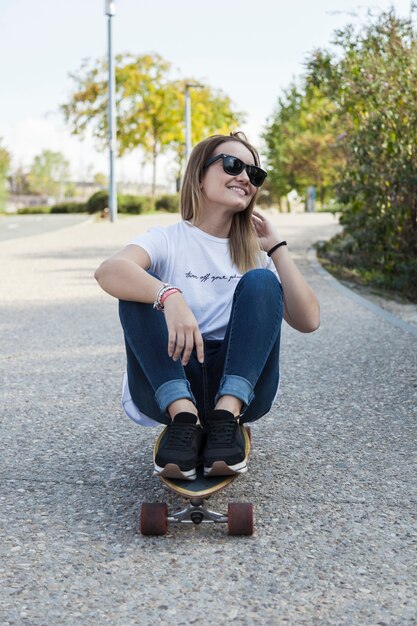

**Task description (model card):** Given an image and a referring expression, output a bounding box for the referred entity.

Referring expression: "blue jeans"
[119,268,283,426]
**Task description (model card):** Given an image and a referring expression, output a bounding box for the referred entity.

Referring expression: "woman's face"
[200,141,257,215]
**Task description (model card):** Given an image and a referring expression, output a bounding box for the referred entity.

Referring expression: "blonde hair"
[180,132,262,273]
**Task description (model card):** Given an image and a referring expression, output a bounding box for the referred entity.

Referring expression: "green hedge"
[155,194,179,213]
[86,191,109,214]
[51,201,87,213]
[17,202,87,214]
[86,191,154,215]
[17,206,51,214]
[119,194,153,214]
[16,192,179,215]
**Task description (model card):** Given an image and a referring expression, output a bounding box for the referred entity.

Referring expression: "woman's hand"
[251,210,283,252]
[163,293,204,366]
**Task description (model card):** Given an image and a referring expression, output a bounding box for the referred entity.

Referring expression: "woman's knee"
[236,269,282,309]
[240,268,280,292]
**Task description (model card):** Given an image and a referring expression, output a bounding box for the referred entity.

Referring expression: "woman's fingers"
[172,331,185,361]
[168,327,203,366]
[164,293,204,366]
[194,330,205,364]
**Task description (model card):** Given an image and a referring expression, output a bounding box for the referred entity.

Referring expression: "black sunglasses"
[203,153,267,187]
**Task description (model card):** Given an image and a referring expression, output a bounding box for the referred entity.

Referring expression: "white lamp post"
[105,0,117,222]
[184,83,203,163]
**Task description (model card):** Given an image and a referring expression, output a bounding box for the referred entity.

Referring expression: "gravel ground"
[1,212,416,625]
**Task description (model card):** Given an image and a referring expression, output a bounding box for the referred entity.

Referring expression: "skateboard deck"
[140,427,253,536]
[161,465,237,499]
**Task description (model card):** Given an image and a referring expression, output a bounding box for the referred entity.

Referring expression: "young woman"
[95,132,320,481]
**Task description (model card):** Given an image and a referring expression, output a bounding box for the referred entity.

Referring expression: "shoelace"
[207,420,237,446]
[166,423,198,448]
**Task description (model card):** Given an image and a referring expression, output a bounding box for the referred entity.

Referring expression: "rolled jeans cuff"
[216,374,254,409]
[155,379,195,413]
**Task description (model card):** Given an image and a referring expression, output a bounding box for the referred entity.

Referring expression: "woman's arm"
[94,245,204,364]
[94,244,161,302]
[252,211,320,333]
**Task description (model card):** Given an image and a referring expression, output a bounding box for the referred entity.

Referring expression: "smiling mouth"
[228,186,247,196]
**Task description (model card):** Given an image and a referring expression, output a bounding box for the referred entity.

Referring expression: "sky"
[0,0,413,186]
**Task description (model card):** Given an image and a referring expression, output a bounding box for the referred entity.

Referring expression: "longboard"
[140,427,253,536]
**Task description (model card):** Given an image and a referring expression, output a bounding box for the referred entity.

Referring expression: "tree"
[170,82,244,176]
[93,172,108,189]
[0,140,11,211]
[307,9,417,297]
[28,150,70,199]
[62,53,243,196]
[263,83,345,205]
[9,165,31,195]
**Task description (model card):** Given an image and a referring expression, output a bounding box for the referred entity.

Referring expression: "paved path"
[0,214,90,241]
[1,213,416,625]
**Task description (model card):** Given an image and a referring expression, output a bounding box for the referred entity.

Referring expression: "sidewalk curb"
[308,247,417,338]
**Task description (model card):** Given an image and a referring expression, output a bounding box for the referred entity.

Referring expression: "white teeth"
[229,186,246,196]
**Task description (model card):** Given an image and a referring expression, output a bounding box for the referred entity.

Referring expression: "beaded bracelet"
[153,284,182,311]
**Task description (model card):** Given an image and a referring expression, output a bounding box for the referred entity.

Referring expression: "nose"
[235,166,250,184]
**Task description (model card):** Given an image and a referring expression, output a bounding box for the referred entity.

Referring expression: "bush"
[155,194,179,213]
[118,194,153,214]
[17,206,51,214]
[50,201,87,213]
[318,232,417,302]
[86,191,154,215]
[86,191,109,214]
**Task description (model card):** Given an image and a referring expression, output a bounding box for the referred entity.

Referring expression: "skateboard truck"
[168,498,227,525]
[141,499,253,535]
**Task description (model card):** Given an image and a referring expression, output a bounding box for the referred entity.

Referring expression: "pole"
[185,85,192,163]
[184,83,203,164]
[105,1,117,222]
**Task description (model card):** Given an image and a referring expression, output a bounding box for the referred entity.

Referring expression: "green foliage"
[86,191,108,214]
[263,84,346,203]
[170,83,244,174]
[17,206,52,214]
[9,166,31,195]
[253,178,276,208]
[86,190,154,215]
[62,53,243,196]
[27,150,70,198]
[50,202,87,213]
[155,194,179,213]
[0,140,10,212]
[93,172,108,188]
[119,194,153,214]
[305,9,417,300]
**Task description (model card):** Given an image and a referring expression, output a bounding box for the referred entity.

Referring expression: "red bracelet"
[160,288,181,306]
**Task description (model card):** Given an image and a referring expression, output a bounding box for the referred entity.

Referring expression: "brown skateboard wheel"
[227,502,254,536]
[140,502,168,536]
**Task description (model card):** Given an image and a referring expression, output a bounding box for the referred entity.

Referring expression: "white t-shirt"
[129,220,278,340]
[121,220,280,425]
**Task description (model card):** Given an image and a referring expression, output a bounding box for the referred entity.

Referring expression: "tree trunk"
[151,145,157,200]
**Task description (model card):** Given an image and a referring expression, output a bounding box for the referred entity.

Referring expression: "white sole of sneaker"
[203,460,248,477]
[154,463,197,481]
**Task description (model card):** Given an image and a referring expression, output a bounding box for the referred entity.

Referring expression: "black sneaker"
[153,413,204,481]
[203,409,248,477]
